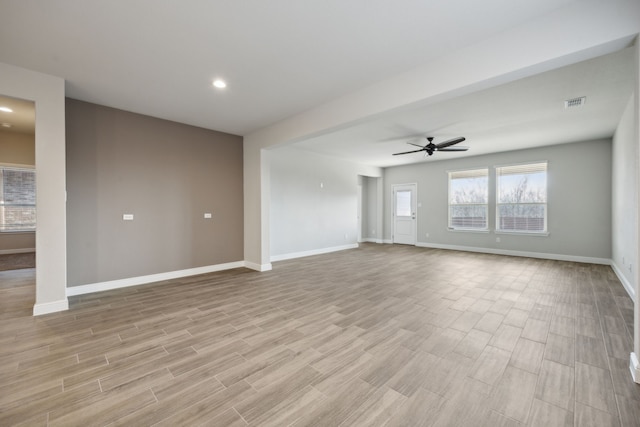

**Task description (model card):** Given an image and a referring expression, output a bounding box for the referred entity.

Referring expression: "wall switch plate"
[123,214,134,221]
[204,213,212,219]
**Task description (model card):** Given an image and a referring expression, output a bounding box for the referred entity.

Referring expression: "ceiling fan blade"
[437,146,469,152]
[407,142,425,148]
[435,137,466,149]
[393,148,426,155]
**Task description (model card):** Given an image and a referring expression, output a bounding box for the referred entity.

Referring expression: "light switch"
[123,214,134,221]
[204,213,212,219]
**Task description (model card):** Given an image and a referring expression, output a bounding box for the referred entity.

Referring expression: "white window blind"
[448,168,488,230]
[0,167,36,232]
[496,162,547,233]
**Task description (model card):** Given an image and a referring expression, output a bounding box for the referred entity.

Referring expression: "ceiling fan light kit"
[393,136,468,157]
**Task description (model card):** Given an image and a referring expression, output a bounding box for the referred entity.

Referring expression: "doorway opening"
[0,95,36,316]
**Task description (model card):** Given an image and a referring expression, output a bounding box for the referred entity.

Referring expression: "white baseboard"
[631,353,640,384]
[383,239,393,244]
[361,238,384,244]
[0,248,35,255]
[270,243,358,262]
[33,298,69,316]
[244,261,273,272]
[415,242,610,265]
[66,261,246,297]
[611,261,636,302]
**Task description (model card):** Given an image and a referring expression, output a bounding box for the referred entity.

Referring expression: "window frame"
[0,164,36,233]
[495,161,548,235]
[447,167,489,232]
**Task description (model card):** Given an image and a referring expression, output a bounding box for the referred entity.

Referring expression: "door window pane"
[396,190,412,217]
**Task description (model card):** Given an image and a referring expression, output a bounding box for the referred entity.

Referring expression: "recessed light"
[0,106,13,113]
[212,79,227,89]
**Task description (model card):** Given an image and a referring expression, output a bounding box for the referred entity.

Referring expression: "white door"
[393,184,417,245]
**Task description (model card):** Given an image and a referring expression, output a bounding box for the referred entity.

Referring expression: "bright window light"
[0,106,13,113]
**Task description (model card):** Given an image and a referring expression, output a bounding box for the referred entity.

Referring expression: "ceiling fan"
[393,136,468,156]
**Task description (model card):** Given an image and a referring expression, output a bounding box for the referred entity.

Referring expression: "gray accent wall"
[0,130,35,252]
[384,139,612,260]
[66,99,243,287]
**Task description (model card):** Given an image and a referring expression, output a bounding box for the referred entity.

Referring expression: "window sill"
[448,228,490,234]
[495,230,549,237]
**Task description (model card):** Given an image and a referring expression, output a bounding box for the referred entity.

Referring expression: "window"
[448,168,488,230]
[0,166,36,232]
[395,189,412,217]
[496,162,547,233]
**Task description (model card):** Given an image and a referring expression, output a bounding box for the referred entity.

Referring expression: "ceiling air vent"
[564,96,586,108]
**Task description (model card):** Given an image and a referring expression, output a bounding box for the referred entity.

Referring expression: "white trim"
[33,298,68,316]
[245,261,273,272]
[494,230,550,237]
[271,244,358,262]
[383,239,393,244]
[362,238,384,244]
[611,261,636,302]
[630,352,640,384]
[66,261,246,296]
[0,248,35,255]
[448,228,490,234]
[493,159,549,170]
[415,241,610,265]
[0,162,35,169]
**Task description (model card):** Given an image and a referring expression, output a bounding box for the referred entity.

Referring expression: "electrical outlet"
[344,233,348,239]
[425,233,429,238]
[372,230,376,235]
[496,237,501,243]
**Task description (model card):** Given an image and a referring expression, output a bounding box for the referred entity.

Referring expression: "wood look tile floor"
[1,244,639,426]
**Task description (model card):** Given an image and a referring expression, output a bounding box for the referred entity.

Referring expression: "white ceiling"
[0,1,634,166]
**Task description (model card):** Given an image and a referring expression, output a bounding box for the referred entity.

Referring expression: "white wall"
[0,62,68,315]
[612,96,638,299]
[384,140,612,262]
[270,147,381,259]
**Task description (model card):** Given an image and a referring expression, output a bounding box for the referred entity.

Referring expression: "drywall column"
[0,62,68,315]
[243,142,272,271]
[632,40,640,384]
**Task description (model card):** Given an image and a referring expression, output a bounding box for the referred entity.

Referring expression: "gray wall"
[361,175,381,242]
[66,99,243,286]
[612,96,637,293]
[0,130,35,252]
[384,139,612,260]
[270,147,381,258]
